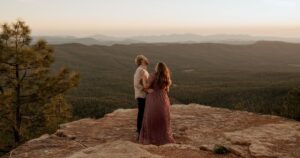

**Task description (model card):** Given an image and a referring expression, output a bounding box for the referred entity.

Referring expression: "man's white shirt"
[134,65,149,99]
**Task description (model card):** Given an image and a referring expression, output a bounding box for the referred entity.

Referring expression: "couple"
[134,55,175,145]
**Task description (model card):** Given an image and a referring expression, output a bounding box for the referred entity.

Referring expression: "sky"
[0,0,300,37]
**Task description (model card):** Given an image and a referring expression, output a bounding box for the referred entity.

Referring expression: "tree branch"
[0,112,13,124]
[0,112,9,120]
[0,61,16,67]
[4,78,17,88]
[20,68,28,82]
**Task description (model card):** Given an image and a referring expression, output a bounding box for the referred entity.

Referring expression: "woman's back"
[149,73,168,92]
[139,73,175,145]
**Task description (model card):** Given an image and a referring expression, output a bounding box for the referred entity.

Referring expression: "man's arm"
[140,70,153,93]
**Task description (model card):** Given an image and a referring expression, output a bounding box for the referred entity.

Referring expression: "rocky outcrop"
[3,104,300,158]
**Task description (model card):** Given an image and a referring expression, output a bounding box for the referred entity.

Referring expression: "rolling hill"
[51,41,300,120]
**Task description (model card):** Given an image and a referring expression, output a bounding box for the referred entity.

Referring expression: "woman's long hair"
[155,62,172,90]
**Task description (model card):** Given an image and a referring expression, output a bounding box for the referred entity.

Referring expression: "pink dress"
[139,73,175,145]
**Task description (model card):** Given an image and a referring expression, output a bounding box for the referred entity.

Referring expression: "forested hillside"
[52,41,300,120]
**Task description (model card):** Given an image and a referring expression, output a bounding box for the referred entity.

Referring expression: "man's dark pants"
[137,98,146,133]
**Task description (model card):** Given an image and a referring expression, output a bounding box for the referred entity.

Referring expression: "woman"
[139,62,175,145]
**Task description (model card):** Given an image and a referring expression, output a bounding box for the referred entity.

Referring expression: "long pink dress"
[139,73,175,145]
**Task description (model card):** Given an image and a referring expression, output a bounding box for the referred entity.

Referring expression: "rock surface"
[3,104,300,158]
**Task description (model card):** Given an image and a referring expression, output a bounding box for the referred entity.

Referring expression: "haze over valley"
[33,34,300,46]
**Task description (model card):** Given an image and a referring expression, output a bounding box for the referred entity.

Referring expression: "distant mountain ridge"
[33,34,300,46]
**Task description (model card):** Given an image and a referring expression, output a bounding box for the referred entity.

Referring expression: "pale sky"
[0,0,300,37]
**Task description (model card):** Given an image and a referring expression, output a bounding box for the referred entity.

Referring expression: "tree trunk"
[12,126,20,144]
[14,61,22,144]
[13,34,22,144]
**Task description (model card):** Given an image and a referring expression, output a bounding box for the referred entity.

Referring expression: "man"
[134,55,150,136]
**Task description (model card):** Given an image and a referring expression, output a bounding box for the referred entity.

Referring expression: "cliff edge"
[3,104,300,158]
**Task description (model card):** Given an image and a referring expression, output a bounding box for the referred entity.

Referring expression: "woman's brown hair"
[155,62,172,90]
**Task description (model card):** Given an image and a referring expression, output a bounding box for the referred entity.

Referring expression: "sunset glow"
[1,0,300,37]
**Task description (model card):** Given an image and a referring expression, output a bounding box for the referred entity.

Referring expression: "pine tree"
[0,20,80,145]
[43,94,72,132]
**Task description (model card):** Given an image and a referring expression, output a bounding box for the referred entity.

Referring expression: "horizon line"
[31,33,300,39]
